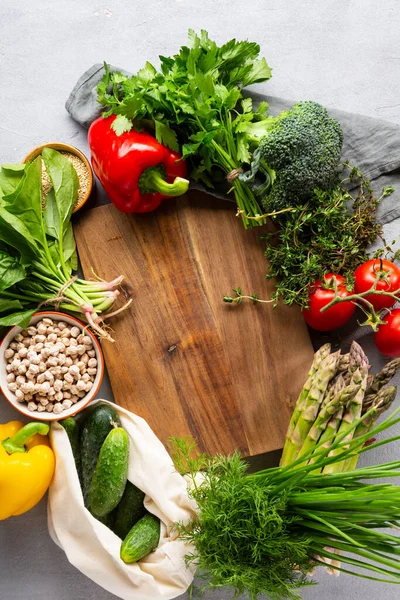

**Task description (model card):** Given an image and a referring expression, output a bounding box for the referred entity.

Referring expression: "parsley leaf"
[111,115,133,135]
[154,120,179,152]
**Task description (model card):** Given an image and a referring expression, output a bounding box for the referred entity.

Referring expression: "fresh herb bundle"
[171,343,400,600]
[0,150,130,339]
[97,30,274,228]
[263,165,393,308]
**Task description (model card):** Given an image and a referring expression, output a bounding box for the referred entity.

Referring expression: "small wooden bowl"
[23,142,93,213]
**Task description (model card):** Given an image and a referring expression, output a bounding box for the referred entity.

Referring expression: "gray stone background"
[1,1,400,599]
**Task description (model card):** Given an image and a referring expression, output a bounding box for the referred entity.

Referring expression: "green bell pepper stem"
[140,167,189,196]
[2,422,50,454]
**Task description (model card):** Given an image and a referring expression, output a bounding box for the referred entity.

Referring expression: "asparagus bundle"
[172,342,400,600]
[280,342,400,472]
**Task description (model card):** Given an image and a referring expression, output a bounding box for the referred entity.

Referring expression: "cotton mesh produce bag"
[48,399,196,600]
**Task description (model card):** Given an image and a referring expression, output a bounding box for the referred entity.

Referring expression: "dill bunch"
[171,440,315,600]
[170,390,400,600]
[263,165,393,309]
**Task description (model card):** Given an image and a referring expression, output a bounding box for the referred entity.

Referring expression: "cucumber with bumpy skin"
[61,417,81,482]
[120,514,161,563]
[89,427,129,517]
[113,481,146,539]
[80,402,121,507]
[96,508,117,529]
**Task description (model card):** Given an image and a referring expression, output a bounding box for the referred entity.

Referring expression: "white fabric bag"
[48,399,196,600]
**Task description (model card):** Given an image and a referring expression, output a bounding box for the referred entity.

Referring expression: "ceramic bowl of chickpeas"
[0,312,104,421]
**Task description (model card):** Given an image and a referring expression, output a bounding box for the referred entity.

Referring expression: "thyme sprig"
[224,165,394,309]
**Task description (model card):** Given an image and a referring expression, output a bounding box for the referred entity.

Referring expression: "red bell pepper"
[88,115,189,213]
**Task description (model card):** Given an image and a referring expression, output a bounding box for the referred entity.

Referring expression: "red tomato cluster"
[303,259,400,358]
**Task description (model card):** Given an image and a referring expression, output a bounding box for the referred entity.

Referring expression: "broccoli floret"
[245,101,343,212]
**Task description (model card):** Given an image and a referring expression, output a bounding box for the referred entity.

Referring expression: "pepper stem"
[2,422,50,454]
[140,166,189,197]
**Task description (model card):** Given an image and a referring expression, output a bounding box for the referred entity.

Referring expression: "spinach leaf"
[0,248,26,291]
[63,222,77,267]
[42,148,78,228]
[2,157,46,248]
[48,240,62,270]
[44,189,77,268]
[0,308,37,328]
[0,299,24,313]
[0,164,26,197]
[43,188,59,239]
[0,206,39,266]
[16,279,48,297]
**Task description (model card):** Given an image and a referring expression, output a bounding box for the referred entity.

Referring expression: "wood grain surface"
[74,192,314,456]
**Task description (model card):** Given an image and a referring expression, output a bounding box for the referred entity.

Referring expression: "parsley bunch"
[97,30,273,228]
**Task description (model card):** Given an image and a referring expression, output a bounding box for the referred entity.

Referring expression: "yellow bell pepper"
[0,420,55,520]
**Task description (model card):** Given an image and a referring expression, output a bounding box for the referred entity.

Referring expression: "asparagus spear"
[284,344,331,440]
[324,358,369,474]
[297,382,361,462]
[337,353,350,372]
[280,350,341,467]
[321,374,346,409]
[363,358,400,408]
[339,341,365,385]
[346,385,397,471]
[307,376,346,468]
[302,377,347,473]
[349,341,370,373]
[309,407,344,472]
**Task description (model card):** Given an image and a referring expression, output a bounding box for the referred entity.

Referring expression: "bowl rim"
[22,142,93,213]
[0,311,104,421]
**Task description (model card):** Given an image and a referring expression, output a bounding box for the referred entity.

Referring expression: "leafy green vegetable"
[0,298,24,313]
[0,245,26,291]
[97,30,273,228]
[0,164,26,197]
[0,204,39,267]
[3,158,46,248]
[0,309,38,328]
[42,147,78,227]
[0,150,129,340]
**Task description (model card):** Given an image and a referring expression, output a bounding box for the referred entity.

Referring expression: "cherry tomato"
[375,309,400,357]
[303,274,355,331]
[354,259,400,312]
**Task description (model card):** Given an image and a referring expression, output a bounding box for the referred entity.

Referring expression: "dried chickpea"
[53,403,63,415]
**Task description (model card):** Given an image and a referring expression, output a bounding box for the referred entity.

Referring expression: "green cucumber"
[89,427,129,517]
[113,481,146,539]
[60,417,81,481]
[96,508,117,530]
[120,514,161,563]
[80,402,121,507]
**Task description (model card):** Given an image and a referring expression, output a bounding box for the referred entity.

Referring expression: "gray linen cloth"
[66,64,400,365]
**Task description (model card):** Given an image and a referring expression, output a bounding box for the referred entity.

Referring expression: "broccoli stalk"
[240,101,343,212]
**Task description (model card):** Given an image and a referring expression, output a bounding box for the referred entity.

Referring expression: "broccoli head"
[242,101,343,212]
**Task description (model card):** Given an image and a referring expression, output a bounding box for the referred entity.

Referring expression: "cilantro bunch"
[97,30,273,228]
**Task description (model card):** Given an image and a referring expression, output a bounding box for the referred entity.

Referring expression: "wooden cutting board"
[74,191,314,456]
